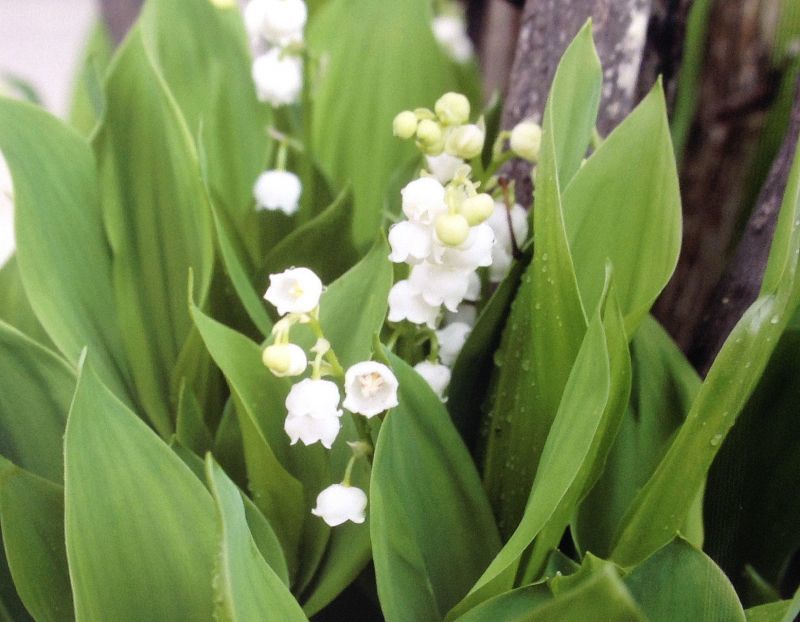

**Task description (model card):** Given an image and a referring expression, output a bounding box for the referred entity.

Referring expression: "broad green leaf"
[452,307,613,617]
[261,187,359,287]
[704,326,800,595]
[0,542,31,622]
[139,0,270,244]
[307,0,476,246]
[624,538,745,622]
[94,30,214,437]
[0,320,74,482]
[371,351,501,622]
[746,601,794,622]
[574,316,701,557]
[610,112,800,568]
[190,303,311,578]
[564,83,682,333]
[176,382,213,456]
[0,257,51,347]
[480,32,590,533]
[529,563,645,622]
[205,456,307,622]
[68,20,112,136]
[65,363,217,620]
[455,584,552,622]
[0,458,73,622]
[0,98,131,406]
[545,21,602,187]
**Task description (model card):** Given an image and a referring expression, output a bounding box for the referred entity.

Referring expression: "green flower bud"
[460,193,494,225]
[393,111,419,139]
[435,213,470,246]
[510,121,542,162]
[262,343,307,377]
[416,119,443,146]
[435,92,471,126]
[445,124,484,160]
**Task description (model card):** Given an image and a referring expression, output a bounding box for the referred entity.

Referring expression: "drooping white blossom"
[259,0,307,46]
[432,14,474,64]
[445,304,477,327]
[487,201,529,282]
[312,484,368,526]
[252,48,303,107]
[436,322,471,366]
[387,280,441,328]
[425,152,463,184]
[433,222,495,272]
[409,262,472,312]
[262,343,307,377]
[464,271,481,302]
[343,361,399,418]
[0,151,14,268]
[414,360,451,400]
[388,221,433,264]
[243,0,269,42]
[254,169,302,215]
[401,177,447,225]
[284,378,342,448]
[264,267,323,315]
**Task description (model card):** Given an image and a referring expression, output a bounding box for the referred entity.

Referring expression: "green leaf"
[307,0,476,246]
[0,459,73,622]
[94,29,215,437]
[746,601,794,622]
[563,83,682,333]
[64,362,217,620]
[455,584,553,622]
[371,351,501,622]
[574,316,701,558]
[68,20,112,136]
[139,0,270,241]
[480,31,589,533]
[261,187,359,287]
[0,320,75,482]
[610,106,800,568]
[624,538,745,622]
[0,542,32,622]
[0,98,132,407]
[205,456,307,622]
[190,303,311,578]
[176,381,213,456]
[0,257,51,347]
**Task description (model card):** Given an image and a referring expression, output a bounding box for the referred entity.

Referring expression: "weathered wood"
[501,0,652,205]
[479,0,523,100]
[635,0,694,114]
[99,0,145,44]
[653,0,781,350]
[689,75,800,376]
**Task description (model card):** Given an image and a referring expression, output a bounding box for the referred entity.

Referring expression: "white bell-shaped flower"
[464,271,481,302]
[284,378,342,448]
[445,304,477,327]
[409,262,472,312]
[252,48,303,107]
[489,248,513,283]
[262,343,307,377]
[432,15,474,64]
[387,280,440,328]
[487,201,529,282]
[433,222,495,272]
[312,484,367,526]
[414,360,451,400]
[0,152,14,268]
[445,124,485,160]
[401,177,447,225]
[254,169,302,215]
[258,0,307,45]
[388,221,433,264]
[425,152,463,184]
[264,267,323,315]
[244,0,269,42]
[437,322,471,366]
[343,361,399,418]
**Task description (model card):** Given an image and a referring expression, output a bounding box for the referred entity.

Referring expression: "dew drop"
[710,434,722,447]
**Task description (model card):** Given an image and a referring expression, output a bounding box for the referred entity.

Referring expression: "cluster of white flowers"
[246,0,306,107]
[262,267,399,527]
[431,3,474,64]
[0,151,14,268]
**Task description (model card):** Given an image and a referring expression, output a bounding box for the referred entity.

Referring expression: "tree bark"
[479,0,523,101]
[653,0,781,350]
[501,0,652,205]
[689,74,800,376]
[99,0,145,44]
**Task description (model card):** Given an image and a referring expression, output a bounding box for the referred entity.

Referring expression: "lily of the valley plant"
[0,0,798,621]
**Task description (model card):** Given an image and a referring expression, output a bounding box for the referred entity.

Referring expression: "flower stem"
[308,316,345,378]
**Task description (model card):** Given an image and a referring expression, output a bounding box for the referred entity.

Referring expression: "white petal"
[445,304,477,327]
[436,322,471,366]
[489,248,513,283]
[285,378,342,419]
[387,280,440,328]
[413,361,451,400]
[254,169,302,215]
[409,262,471,312]
[0,151,14,268]
[401,177,447,225]
[434,223,495,272]
[425,152,463,184]
[343,361,399,418]
[388,221,433,264]
[312,484,368,526]
[464,271,481,302]
[260,0,307,45]
[264,267,323,315]
[285,413,341,449]
[252,49,303,107]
